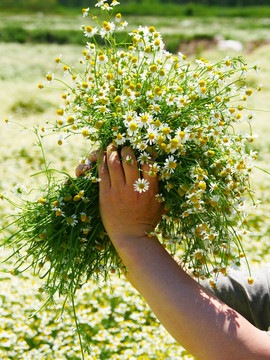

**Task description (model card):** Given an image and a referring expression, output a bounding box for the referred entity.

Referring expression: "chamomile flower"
[166,94,175,106]
[100,22,115,38]
[115,133,126,145]
[95,0,106,8]
[12,184,27,197]
[82,7,89,17]
[148,162,160,177]
[138,152,151,165]
[138,112,153,127]
[84,26,98,38]
[4,116,14,127]
[136,140,148,151]
[164,155,177,173]
[46,71,54,84]
[133,178,150,193]
[119,21,128,29]
[111,0,120,6]
[57,134,68,146]
[145,126,158,145]
[67,215,78,227]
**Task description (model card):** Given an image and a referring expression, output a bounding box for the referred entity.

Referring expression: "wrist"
[109,232,150,248]
[106,223,156,246]
[109,232,160,265]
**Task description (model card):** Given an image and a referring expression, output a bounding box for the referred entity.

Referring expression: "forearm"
[113,235,270,360]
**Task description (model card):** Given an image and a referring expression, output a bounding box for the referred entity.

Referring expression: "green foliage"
[0,0,57,12]
[164,33,214,54]
[10,98,55,115]
[0,26,131,47]
[117,3,270,17]
[1,0,270,16]
[3,174,123,299]
[0,26,85,45]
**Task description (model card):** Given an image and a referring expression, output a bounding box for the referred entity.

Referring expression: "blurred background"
[0,1,270,359]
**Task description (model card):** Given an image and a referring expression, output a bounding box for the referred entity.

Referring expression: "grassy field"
[0,12,270,360]
[0,12,270,47]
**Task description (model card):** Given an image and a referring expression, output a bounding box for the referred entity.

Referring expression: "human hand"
[98,144,162,244]
[76,144,162,245]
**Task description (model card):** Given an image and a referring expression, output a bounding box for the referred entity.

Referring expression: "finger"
[98,152,110,190]
[76,149,103,177]
[106,144,125,188]
[88,148,102,163]
[75,162,93,177]
[121,146,140,186]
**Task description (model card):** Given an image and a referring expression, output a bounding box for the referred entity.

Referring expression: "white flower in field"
[4,115,14,127]
[164,155,177,173]
[95,0,106,8]
[85,42,96,55]
[133,178,150,193]
[245,111,255,123]
[159,123,171,139]
[148,162,160,177]
[54,207,65,217]
[119,21,128,30]
[96,53,108,64]
[257,83,263,92]
[95,105,109,114]
[67,214,78,227]
[100,22,115,38]
[253,62,260,73]
[46,71,54,84]
[166,94,175,106]
[178,51,187,63]
[175,127,190,143]
[138,112,153,127]
[194,249,205,260]
[155,193,165,203]
[145,126,158,145]
[223,56,232,69]
[115,133,126,145]
[84,26,98,38]
[138,152,151,165]
[136,140,148,151]
[111,0,120,6]
[82,7,89,17]
[57,134,68,146]
[175,94,190,108]
[12,184,27,197]
[126,121,139,136]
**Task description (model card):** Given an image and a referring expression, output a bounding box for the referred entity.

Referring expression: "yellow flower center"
[162,127,170,135]
[170,138,179,148]
[130,123,138,131]
[168,161,177,169]
[150,65,158,73]
[141,115,148,123]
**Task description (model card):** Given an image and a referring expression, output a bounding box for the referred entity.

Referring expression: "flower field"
[0,11,270,360]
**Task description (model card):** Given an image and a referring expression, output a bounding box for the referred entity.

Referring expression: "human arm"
[77,144,270,360]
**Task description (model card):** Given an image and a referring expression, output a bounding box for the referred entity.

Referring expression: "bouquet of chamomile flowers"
[1,0,261,300]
